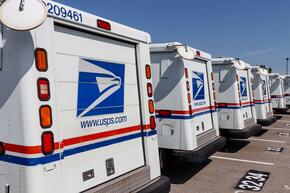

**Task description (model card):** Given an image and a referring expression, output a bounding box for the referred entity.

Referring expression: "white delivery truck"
[212,58,262,139]
[269,73,288,113]
[283,75,290,108]
[251,66,277,125]
[150,43,226,164]
[0,1,170,193]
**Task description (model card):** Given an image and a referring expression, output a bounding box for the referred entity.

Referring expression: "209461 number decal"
[236,170,270,192]
[47,3,83,23]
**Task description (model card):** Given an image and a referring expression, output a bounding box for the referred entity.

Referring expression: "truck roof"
[269,73,284,78]
[150,42,211,60]
[45,0,151,43]
[251,66,269,75]
[212,57,250,70]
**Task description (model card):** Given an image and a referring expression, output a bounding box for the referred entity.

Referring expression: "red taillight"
[150,116,156,130]
[37,78,50,101]
[213,92,216,100]
[158,110,172,116]
[0,142,5,156]
[188,93,191,103]
[39,106,52,128]
[147,83,153,97]
[236,75,239,82]
[186,81,190,91]
[41,131,54,155]
[189,105,193,115]
[212,83,215,91]
[185,68,189,78]
[145,65,151,79]
[35,48,48,72]
[196,51,201,56]
[97,19,111,31]
[148,100,155,114]
[211,72,214,81]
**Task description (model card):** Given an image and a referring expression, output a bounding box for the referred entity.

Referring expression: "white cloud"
[244,46,275,56]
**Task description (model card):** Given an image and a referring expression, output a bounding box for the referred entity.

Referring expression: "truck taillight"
[147,83,153,97]
[213,92,216,100]
[145,65,151,79]
[37,78,50,101]
[185,68,189,78]
[35,48,48,72]
[148,99,155,114]
[189,105,193,115]
[196,51,201,56]
[159,110,172,116]
[41,132,54,155]
[0,142,5,156]
[186,81,190,91]
[211,73,214,81]
[188,93,191,103]
[97,19,111,31]
[39,106,52,128]
[212,83,215,91]
[150,116,156,130]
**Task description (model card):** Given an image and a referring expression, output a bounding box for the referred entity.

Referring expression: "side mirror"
[0,0,47,31]
[175,45,195,60]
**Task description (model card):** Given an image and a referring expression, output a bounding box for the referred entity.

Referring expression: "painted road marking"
[210,156,274,166]
[248,138,286,144]
[264,127,290,131]
[235,170,270,192]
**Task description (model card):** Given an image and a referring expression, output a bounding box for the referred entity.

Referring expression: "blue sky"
[54,0,290,74]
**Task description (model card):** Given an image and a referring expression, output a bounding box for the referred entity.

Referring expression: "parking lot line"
[264,127,290,131]
[210,156,275,166]
[248,138,286,144]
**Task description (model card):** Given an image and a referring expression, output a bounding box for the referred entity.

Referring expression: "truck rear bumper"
[170,137,226,164]
[273,107,289,113]
[220,124,262,139]
[257,116,277,126]
[137,176,171,193]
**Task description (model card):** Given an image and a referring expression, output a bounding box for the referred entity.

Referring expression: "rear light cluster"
[211,73,217,106]
[146,65,156,130]
[0,142,5,156]
[35,48,55,155]
[185,68,192,115]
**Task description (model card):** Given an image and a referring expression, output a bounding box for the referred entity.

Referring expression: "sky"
[54,0,290,74]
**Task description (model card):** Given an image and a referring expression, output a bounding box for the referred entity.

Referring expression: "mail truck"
[251,66,277,125]
[212,58,261,138]
[150,43,226,164]
[269,73,288,113]
[0,1,170,193]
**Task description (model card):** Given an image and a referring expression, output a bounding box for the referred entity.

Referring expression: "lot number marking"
[277,132,290,136]
[236,170,270,192]
[265,146,284,153]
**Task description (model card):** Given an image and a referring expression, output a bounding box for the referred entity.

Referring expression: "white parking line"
[248,138,286,144]
[276,120,290,123]
[210,156,274,166]
[264,127,290,131]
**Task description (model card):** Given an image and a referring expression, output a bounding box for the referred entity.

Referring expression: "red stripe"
[156,106,215,115]
[4,124,150,154]
[217,101,253,107]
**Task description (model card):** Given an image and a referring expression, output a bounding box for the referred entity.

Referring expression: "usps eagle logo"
[77,59,125,117]
[192,71,205,100]
[240,77,248,97]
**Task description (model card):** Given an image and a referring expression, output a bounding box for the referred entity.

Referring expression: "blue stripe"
[0,131,156,166]
[156,110,216,120]
[217,104,254,109]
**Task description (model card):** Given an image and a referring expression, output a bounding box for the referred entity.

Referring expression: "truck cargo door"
[188,59,215,142]
[52,24,145,192]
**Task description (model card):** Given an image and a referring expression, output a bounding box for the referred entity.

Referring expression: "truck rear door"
[238,70,255,126]
[53,24,145,192]
[263,77,272,115]
[187,59,215,145]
